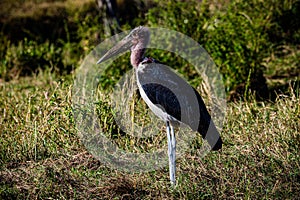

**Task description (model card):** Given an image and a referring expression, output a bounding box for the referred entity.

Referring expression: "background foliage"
[1,0,299,98]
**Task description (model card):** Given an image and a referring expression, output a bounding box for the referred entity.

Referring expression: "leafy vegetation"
[146,0,300,99]
[0,0,299,199]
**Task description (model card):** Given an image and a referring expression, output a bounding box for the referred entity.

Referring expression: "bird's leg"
[166,121,176,185]
[170,123,176,184]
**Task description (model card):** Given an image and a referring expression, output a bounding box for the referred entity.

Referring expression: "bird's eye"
[132,32,138,37]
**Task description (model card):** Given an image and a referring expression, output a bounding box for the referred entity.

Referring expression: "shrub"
[146,0,274,99]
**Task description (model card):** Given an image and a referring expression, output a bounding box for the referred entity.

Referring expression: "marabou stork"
[97,26,222,185]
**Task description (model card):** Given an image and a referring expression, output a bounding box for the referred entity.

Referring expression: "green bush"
[1,38,63,79]
[146,0,274,99]
[203,1,273,98]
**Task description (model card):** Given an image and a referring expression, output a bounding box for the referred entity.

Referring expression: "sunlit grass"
[0,70,299,199]
[0,71,79,165]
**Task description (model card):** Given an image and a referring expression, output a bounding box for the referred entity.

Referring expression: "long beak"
[96,34,133,64]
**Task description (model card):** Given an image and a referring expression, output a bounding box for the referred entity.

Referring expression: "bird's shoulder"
[137,58,185,86]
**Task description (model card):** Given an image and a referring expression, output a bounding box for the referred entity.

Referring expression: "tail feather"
[205,120,222,150]
[192,88,222,151]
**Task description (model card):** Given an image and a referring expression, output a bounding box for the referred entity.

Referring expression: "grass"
[0,69,299,199]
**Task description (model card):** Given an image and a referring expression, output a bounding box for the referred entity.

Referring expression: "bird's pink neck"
[131,48,145,68]
[130,38,148,68]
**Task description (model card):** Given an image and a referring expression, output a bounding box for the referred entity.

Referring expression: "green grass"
[0,70,299,199]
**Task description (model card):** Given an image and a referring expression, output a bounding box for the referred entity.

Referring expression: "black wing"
[137,62,222,150]
[142,83,181,121]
